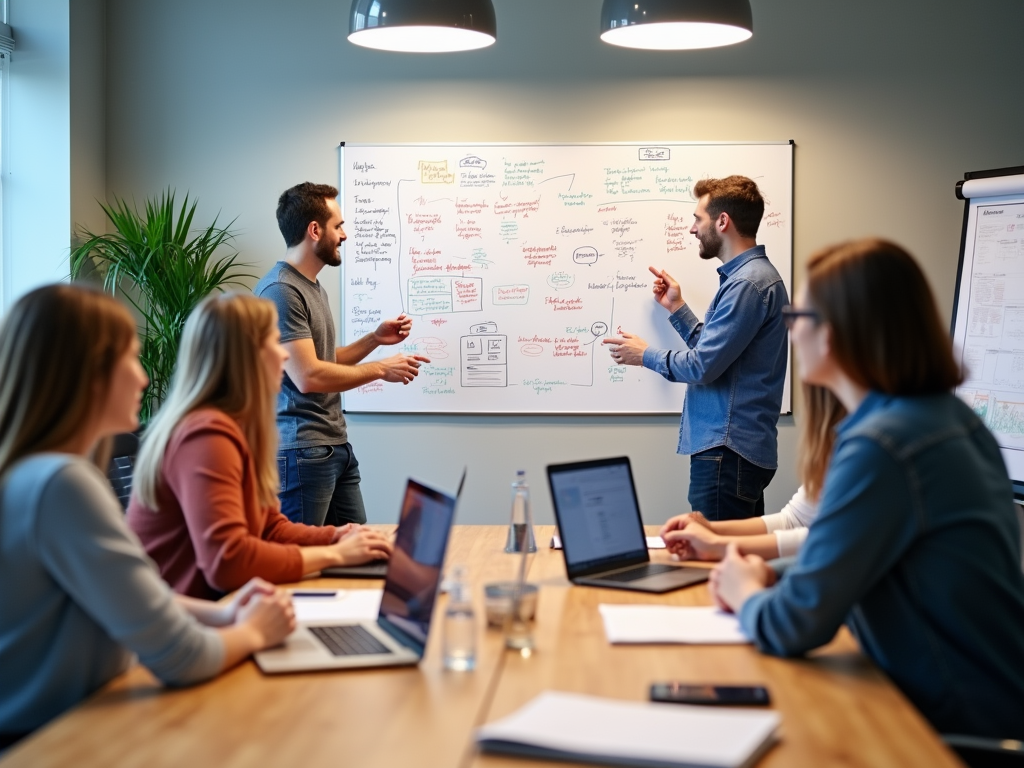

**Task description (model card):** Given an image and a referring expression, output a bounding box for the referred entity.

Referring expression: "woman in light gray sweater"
[0,285,296,748]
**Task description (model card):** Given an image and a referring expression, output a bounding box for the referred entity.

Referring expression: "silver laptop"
[255,475,460,674]
[547,457,708,593]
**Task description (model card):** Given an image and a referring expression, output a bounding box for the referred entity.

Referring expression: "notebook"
[254,474,460,673]
[547,457,708,593]
[476,691,780,768]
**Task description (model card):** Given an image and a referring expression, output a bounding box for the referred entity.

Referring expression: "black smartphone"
[649,683,771,706]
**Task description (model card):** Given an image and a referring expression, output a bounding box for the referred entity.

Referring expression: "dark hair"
[806,238,962,395]
[693,175,764,238]
[276,182,339,248]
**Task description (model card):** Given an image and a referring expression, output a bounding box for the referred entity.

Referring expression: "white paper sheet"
[291,589,383,623]
[598,604,749,644]
[550,534,666,550]
[476,691,779,768]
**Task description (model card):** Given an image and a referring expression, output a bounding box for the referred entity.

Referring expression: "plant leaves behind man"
[70,190,255,423]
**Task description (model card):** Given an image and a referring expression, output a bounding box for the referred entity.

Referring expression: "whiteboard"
[951,167,1024,496]
[339,142,793,414]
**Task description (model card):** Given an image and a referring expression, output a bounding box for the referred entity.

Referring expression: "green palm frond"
[70,190,255,423]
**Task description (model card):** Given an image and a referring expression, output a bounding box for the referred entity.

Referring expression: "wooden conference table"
[1,525,963,768]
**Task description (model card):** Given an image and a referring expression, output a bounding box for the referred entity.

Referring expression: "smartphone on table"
[649,682,771,706]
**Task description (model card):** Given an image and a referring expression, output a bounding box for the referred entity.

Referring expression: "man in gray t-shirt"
[255,182,429,526]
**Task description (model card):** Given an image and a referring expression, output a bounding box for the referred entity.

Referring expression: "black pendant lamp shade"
[349,0,498,53]
[600,0,753,50]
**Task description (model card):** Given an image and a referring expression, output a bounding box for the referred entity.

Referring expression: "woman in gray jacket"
[0,285,296,748]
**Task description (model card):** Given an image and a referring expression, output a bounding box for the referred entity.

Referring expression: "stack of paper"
[551,534,666,550]
[599,604,749,644]
[291,589,382,623]
[476,691,780,768]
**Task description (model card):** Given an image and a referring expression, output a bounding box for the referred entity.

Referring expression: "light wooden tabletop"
[1,525,963,768]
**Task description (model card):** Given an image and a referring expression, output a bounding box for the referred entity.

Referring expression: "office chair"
[943,735,1024,768]
[107,432,139,510]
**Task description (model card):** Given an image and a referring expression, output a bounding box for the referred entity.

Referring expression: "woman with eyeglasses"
[127,292,392,600]
[658,383,845,560]
[0,285,295,747]
[708,238,1024,738]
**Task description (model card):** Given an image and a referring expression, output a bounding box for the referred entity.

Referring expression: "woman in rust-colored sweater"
[127,293,391,599]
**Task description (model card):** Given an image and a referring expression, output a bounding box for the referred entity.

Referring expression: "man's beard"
[697,227,722,261]
[315,236,342,267]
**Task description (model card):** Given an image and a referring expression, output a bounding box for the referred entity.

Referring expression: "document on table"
[599,604,750,644]
[476,691,780,768]
[290,589,382,623]
[550,534,666,549]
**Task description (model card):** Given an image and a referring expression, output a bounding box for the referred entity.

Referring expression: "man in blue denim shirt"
[605,176,789,521]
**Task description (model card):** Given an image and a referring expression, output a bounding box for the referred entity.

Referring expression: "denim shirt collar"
[717,245,767,282]
[836,390,888,437]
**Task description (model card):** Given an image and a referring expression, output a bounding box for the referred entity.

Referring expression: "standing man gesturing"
[255,182,429,527]
[604,176,788,521]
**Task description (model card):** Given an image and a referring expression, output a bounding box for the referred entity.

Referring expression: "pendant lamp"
[349,0,497,53]
[600,0,753,50]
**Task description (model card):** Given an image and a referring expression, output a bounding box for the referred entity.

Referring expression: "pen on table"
[290,590,339,598]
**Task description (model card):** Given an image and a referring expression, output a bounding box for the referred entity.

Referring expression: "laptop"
[547,457,709,593]
[254,475,461,673]
[320,560,388,578]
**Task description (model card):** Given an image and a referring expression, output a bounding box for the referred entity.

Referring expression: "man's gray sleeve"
[35,462,224,685]
[257,281,312,343]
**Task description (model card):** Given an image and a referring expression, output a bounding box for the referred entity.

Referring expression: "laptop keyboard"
[309,625,392,656]
[600,563,679,583]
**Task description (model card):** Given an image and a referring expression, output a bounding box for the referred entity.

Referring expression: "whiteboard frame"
[337,141,794,416]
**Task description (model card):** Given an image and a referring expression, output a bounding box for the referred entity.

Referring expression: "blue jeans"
[277,443,367,526]
[688,446,775,522]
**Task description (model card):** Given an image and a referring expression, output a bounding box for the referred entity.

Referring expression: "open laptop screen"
[378,480,456,650]
[547,457,648,574]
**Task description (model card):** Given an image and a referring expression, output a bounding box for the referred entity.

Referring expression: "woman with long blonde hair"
[128,292,390,599]
[659,382,846,560]
[0,285,294,746]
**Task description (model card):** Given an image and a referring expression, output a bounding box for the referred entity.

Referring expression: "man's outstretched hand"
[374,314,413,346]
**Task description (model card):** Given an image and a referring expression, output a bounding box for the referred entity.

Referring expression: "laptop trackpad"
[259,627,331,660]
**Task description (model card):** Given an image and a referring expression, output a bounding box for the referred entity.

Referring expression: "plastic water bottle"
[505,470,537,553]
[442,565,476,671]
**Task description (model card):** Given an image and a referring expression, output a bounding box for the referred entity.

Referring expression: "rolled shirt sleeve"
[642,280,769,386]
[762,486,818,557]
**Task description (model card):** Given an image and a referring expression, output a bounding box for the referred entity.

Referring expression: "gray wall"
[101,0,1024,523]
[70,0,107,242]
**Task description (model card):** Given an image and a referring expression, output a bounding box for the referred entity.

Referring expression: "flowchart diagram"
[340,143,793,414]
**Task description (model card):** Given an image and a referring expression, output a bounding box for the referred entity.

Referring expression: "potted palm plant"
[70,190,254,424]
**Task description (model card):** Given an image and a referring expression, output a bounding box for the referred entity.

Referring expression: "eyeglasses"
[781,305,821,329]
